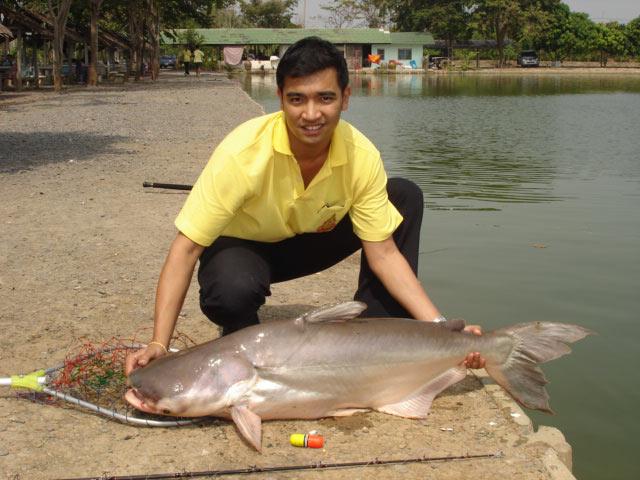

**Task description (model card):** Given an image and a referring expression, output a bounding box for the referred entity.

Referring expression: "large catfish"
[125,301,594,451]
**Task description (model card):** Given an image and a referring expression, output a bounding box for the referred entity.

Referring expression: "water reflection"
[237,73,640,211]
[236,72,640,480]
[351,73,640,97]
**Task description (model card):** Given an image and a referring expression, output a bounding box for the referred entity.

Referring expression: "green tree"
[210,4,247,28]
[239,0,298,28]
[353,0,389,28]
[318,0,389,29]
[473,0,537,66]
[387,0,472,59]
[178,28,205,50]
[595,22,627,66]
[625,17,640,58]
[533,2,598,61]
[319,0,360,28]
[87,0,103,86]
[47,0,74,92]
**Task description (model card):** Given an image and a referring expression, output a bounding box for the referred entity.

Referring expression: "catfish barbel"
[125,301,594,451]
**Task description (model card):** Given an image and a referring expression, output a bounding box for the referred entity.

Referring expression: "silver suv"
[518,50,539,67]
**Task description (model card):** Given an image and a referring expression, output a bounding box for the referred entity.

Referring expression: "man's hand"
[125,343,167,378]
[125,232,204,380]
[462,324,486,369]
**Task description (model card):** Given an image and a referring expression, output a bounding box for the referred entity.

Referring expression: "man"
[182,46,191,76]
[192,46,204,77]
[126,37,484,376]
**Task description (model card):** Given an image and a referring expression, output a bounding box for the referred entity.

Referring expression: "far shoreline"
[236,65,640,77]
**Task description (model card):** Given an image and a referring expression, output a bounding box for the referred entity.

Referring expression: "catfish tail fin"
[484,322,595,414]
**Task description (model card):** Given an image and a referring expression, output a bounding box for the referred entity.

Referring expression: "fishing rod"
[142,181,192,191]
[59,452,503,480]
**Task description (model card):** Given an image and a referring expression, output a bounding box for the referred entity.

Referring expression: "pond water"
[237,72,640,480]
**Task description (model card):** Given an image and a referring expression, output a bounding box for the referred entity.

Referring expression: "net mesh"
[16,329,197,422]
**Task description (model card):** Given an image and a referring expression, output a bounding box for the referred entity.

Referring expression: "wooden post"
[15,28,23,91]
[32,38,40,89]
[67,41,74,83]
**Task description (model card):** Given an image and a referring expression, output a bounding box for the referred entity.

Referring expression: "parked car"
[159,54,177,69]
[518,50,539,67]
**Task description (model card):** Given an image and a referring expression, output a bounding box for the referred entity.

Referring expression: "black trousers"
[197,178,424,334]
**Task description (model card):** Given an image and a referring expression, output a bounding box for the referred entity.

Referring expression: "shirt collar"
[273,111,292,156]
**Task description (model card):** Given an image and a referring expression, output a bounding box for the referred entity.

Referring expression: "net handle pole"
[40,388,200,427]
[1,371,47,390]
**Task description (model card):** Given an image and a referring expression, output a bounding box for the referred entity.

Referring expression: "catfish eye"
[162,409,171,415]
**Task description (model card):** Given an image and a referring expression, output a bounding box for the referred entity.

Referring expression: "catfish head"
[125,345,257,418]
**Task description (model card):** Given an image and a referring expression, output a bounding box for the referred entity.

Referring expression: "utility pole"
[302,0,307,28]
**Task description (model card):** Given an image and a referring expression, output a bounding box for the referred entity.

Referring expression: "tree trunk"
[135,43,143,82]
[127,0,145,82]
[48,0,73,93]
[148,0,160,80]
[124,48,132,83]
[88,0,103,87]
[495,18,505,67]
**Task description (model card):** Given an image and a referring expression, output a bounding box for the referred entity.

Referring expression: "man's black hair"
[276,36,349,92]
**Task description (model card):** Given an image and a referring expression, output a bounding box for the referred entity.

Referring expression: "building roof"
[389,32,435,45]
[0,22,13,38]
[161,28,434,46]
[0,5,129,48]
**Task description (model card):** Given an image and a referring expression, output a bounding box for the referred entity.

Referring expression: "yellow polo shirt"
[175,111,402,246]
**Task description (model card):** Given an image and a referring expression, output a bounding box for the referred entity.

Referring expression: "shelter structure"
[424,39,516,68]
[0,22,13,39]
[0,5,130,89]
[161,29,434,70]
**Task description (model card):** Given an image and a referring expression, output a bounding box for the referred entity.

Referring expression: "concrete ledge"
[474,369,576,479]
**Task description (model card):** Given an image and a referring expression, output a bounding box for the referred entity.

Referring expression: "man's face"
[278,67,350,155]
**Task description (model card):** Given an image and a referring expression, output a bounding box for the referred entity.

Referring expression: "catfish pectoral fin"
[377,365,467,418]
[231,405,263,452]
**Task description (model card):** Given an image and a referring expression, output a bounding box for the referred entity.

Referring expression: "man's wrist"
[433,316,447,323]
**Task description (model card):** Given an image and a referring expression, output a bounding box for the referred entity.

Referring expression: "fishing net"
[13,329,200,426]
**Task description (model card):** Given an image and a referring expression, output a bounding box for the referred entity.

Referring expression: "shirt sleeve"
[174,145,251,246]
[348,151,403,242]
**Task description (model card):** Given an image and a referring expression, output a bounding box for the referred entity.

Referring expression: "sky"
[295,0,640,28]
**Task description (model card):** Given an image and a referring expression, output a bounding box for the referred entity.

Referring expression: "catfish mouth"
[125,388,163,414]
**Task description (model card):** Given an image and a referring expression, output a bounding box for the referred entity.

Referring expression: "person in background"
[182,46,191,76]
[1,54,17,90]
[192,46,204,78]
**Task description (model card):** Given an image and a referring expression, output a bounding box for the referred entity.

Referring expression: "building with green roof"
[161,28,434,69]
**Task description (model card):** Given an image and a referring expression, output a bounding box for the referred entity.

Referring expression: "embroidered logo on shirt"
[317,213,337,232]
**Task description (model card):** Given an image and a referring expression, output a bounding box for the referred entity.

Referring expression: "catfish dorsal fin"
[295,301,367,325]
[231,405,263,452]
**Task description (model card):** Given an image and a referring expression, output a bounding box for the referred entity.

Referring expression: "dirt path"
[1,72,570,479]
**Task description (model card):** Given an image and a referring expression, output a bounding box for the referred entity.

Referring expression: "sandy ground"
[1,72,572,479]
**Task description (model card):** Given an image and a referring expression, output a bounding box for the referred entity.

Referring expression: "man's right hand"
[125,343,167,378]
